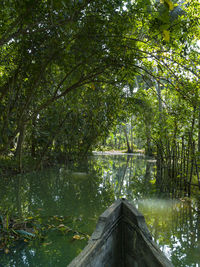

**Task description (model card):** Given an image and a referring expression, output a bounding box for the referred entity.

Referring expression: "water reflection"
[135,198,200,267]
[0,154,200,266]
[97,154,156,200]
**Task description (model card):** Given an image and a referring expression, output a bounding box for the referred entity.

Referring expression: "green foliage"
[0,212,89,253]
[0,0,200,173]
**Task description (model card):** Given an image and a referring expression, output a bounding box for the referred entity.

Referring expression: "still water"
[0,154,200,266]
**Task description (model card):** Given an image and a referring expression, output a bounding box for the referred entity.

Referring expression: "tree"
[1,0,200,173]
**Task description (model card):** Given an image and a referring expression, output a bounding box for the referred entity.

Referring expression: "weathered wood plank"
[68,199,122,267]
[68,199,174,267]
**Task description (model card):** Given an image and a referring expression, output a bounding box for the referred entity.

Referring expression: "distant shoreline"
[92,150,145,156]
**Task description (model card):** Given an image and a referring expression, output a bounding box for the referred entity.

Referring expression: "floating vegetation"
[0,213,89,254]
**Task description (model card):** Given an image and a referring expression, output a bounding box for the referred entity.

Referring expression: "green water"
[0,154,200,266]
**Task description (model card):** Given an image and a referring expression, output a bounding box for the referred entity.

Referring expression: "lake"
[0,153,200,266]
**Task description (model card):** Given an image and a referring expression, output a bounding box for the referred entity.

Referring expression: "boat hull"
[68,199,173,267]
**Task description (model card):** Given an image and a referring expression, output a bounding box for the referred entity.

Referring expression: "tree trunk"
[124,126,133,153]
[130,116,134,151]
[145,120,153,156]
[31,116,37,157]
[198,105,200,153]
[15,123,26,172]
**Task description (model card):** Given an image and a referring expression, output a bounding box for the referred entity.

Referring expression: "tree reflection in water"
[0,154,199,266]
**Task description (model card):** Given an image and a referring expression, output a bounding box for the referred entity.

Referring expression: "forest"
[0,0,200,266]
[1,0,200,195]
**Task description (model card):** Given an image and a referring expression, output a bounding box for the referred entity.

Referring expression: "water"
[0,154,200,266]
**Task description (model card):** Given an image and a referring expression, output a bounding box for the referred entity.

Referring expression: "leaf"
[15,229,35,238]
[4,248,9,254]
[165,0,174,10]
[160,0,174,10]
[91,83,95,90]
[26,217,34,220]
[57,224,70,232]
[58,224,65,228]
[163,30,170,42]
[42,242,52,246]
[73,234,80,240]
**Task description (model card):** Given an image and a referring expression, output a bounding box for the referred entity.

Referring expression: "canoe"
[68,198,173,267]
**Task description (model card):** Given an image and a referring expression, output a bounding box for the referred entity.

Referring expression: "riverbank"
[93,149,145,156]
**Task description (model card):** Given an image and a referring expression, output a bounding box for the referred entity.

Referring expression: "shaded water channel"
[0,153,200,266]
